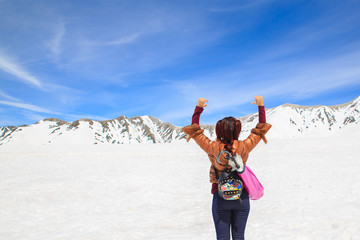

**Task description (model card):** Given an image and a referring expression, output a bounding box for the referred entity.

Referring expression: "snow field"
[1,128,359,239]
[0,144,213,239]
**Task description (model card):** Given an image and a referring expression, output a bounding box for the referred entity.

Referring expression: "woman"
[182,96,271,240]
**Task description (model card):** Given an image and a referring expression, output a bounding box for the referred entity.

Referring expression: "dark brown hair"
[216,117,242,151]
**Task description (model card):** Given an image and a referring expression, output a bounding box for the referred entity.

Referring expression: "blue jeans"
[212,190,250,240]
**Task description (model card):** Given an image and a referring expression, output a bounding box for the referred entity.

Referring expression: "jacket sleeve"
[182,124,215,154]
[192,106,204,124]
[243,122,272,154]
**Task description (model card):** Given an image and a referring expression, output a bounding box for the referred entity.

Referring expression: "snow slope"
[1,125,359,239]
[1,96,359,145]
[240,96,360,139]
[0,116,188,145]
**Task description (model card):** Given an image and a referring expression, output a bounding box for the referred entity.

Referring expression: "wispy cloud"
[64,113,108,121]
[165,48,360,120]
[0,100,107,122]
[107,33,141,45]
[1,0,359,127]
[258,47,360,97]
[0,53,44,89]
[209,0,271,12]
[0,100,59,114]
[0,90,20,101]
[23,112,47,122]
[82,33,141,46]
[47,20,66,59]
[248,22,359,65]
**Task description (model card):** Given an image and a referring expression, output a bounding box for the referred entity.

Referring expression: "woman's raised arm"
[191,98,208,124]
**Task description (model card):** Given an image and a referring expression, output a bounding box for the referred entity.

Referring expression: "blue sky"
[1,0,360,127]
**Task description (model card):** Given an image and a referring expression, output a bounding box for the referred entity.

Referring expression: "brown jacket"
[182,123,272,183]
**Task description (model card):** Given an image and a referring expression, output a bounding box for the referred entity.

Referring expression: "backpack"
[214,150,244,201]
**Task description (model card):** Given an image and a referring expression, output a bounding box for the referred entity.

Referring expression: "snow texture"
[0,97,359,239]
[1,124,359,239]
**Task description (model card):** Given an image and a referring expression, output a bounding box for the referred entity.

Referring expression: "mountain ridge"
[0,96,359,145]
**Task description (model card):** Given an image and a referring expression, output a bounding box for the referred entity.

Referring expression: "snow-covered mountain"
[240,96,360,138]
[0,115,215,145]
[0,97,359,145]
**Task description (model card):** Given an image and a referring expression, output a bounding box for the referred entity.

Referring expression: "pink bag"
[238,165,264,200]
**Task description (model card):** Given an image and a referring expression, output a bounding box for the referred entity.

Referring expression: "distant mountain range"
[240,96,360,139]
[1,96,359,145]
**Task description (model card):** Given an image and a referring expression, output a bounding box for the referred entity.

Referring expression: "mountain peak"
[1,97,359,145]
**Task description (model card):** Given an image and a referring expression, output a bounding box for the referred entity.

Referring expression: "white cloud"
[0,53,43,88]
[0,90,20,101]
[23,112,46,122]
[106,33,141,45]
[64,113,108,121]
[82,33,141,46]
[209,0,271,12]
[0,100,58,114]
[47,20,66,58]
[167,49,360,118]
[0,100,108,124]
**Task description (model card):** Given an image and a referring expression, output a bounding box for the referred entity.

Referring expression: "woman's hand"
[197,98,208,108]
[252,96,264,106]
